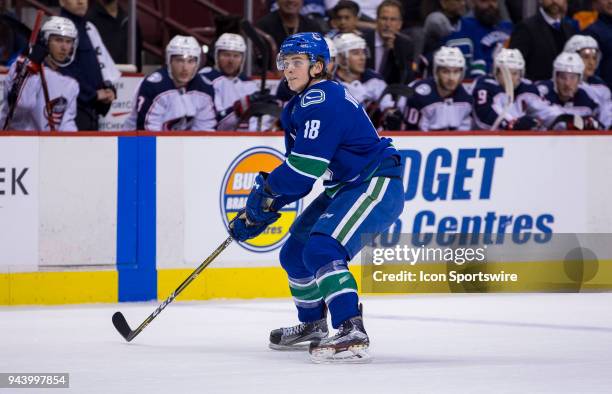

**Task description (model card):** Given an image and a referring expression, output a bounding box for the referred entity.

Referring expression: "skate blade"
[269,342,310,351]
[309,345,372,364]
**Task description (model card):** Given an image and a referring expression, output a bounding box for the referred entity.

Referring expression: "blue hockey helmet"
[276,32,330,70]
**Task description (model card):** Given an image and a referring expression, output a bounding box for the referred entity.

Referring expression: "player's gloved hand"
[27,42,48,69]
[507,116,539,131]
[382,109,403,130]
[228,209,279,241]
[245,172,281,224]
[582,116,602,130]
[551,114,601,131]
[234,89,276,117]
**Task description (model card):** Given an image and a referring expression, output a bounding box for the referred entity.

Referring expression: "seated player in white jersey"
[563,35,611,129]
[122,35,216,131]
[400,46,473,131]
[199,33,279,131]
[536,52,604,131]
[472,48,561,130]
[1,16,79,131]
[332,33,393,127]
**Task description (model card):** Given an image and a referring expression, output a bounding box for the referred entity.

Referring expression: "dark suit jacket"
[363,28,415,85]
[508,11,577,82]
[256,11,322,49]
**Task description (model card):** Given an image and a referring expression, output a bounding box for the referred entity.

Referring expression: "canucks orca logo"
[220,147,303,252]
[301,89,326,107]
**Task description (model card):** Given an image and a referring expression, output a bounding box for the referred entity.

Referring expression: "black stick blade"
[112,312,133,341]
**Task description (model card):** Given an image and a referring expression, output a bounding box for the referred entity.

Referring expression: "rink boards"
[1,131,612,305]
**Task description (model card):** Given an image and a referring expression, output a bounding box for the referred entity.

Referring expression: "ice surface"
[2,294,612,393]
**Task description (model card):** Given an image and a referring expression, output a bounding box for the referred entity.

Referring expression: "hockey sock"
[303,234,360,328]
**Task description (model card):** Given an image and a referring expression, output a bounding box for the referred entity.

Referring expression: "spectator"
[325,0,383,21]
[563,34,611,128]
[200,33,278,131]
[422,0,466,56]
[509,0,577,82]
[363,0,415,84]
[536,52,603,130]
[333,33,393,126]
[256,0,322,49]
[123,35,216,131]
[88,0,143,71]
[400,46,473,131]
[584,0,612,89]
[60,0,120,131]
[442,0,513,78]
[327,0,362,38]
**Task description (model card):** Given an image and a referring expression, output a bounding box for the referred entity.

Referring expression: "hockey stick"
[491,64,514,131]
[39,64,56,131]
[240,20,271,131]
[112,236,234,342]
[2,9,45,131]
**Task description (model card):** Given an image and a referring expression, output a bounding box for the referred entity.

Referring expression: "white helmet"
[333,33,367,58]
[564,34,599,54]
[553,52,584,79]
[433,46,465,82]
[41,16,78,67]
[494,48,525,75]
[324,37,337,59]
[166,35,201,66]
[214,33,246,73]
[563,34,601,69]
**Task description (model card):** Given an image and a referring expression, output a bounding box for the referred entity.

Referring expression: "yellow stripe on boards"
[0,270,118,305]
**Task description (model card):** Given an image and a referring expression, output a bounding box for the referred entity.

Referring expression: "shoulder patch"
[537,84,549,96]
[301,89,326,107]
[147,72,163,83]
[415,83,432,96]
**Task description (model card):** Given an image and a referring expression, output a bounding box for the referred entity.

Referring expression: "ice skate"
[308,314,371,363]
[269,317,329,351]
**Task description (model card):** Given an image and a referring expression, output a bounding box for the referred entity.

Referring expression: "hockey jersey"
[267,80,398,198]
[334,69,394,111]
[123,67,216,131]
[536,79,601,124]
[199,67,270,131]
[581,75,611,128]
[472,76,561,129]
[0,59,79,131]
[443,17,513,78]
[401,78,473,131]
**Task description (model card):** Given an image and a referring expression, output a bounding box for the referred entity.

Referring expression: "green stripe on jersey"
[287,153,328,178]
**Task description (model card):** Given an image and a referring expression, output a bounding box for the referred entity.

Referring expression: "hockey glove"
[228,209,280,242]
[551,114,601,131]
[381,109,403,130]
[233,89,276,117]
[509,116,539,131]
[245,172,281,224]
[27,42,48,66]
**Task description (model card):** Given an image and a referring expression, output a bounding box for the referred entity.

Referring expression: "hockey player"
[472,48,560,130]
[199,33,278,131]
[228,32,404,363]
[563,35,611,129]
[536,52,603,130]
[401,46,473,131]
[333,33,394,127]
[1,16,79,131]
[123,35,216,131]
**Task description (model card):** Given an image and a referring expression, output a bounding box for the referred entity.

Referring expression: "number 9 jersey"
[267,80,399,199]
